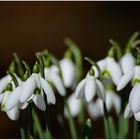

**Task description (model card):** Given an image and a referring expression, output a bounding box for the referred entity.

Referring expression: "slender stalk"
[19,111,26,139]
[64,97,78,139]
[28,103,34,138]
[133,119,137,138]
[103,102,110,139]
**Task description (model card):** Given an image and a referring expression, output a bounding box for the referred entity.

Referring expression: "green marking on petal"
[132,78,140,86]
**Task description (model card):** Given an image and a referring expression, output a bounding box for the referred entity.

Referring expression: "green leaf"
[108,117,117,138]
[82,118,92,139]
[109,39,122,60]
[64,38,83,82]
[118,114,128,138]
[32,108,44,139]
[126,32,139,49]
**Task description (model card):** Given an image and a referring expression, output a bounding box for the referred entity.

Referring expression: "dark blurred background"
[0,2,139,138]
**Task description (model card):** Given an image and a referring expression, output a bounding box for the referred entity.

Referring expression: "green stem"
[28,103,34,138]
[64,97,78,139]
[103,102,110,139]
[19,111,26,139]
[133,119,137,138]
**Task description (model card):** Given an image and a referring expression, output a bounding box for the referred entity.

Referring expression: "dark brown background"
[0,2,139,138]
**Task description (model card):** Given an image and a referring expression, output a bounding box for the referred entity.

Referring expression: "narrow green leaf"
[118,114,128,138]
[108,117,117,138]
[82,118,92,139]
[32,108,44,139]
[64,38,83,82]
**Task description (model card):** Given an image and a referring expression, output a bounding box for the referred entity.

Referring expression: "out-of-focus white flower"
[60,58,76,88]
[87,89,121,120]
[117,65,140,91]
[19,73,56,111]
[0,90,20,121]
[93,56,122,86]
[0,74,22,93]
[87,99,103,120]
[105,90,121,115]
[75,68,105,102]
[44,65,66,96]
[64,93,82,118]
[120,52,135,74]
[124,102,140,121]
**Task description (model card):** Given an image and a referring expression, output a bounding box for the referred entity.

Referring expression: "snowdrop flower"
[87,89,121,120]
[0,83,20,121]
[44,65,66,96]
[5,83,27,111]
[0,73,22,94]
[64,93,82,118]
[19,64,56,111]
[105,90,121,115]
[117,65,140,91]
[124,102,140,121]
[60,58,76,88]
[95,57,122,86]
[93,48,122,86]
[120,52,135,74]
[75,67,105,102]
[87,99,104,120]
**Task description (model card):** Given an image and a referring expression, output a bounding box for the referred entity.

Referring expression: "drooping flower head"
[75,59,106,103]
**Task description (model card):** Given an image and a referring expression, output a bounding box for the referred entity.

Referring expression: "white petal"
[124,103,133,119]
[120,52,135,74]
[96,79,106,101]
[18,102,28,110]
[85,76,96,102]
[51,73,66,96]
[64,93,81,117]
[60,58,75,88]
[6,106,20,121]
[0,75,9,93]
[117,69,134,91]
[40,77,56,104]
[44,68,52,81]
[129,83,140,113]
[97,58,107,72]
[112,93,121,115]
[134,111,140,121]
[20,74,36,103]
[33,94,46,111]
[91,59,107,78]
[6,85,23,110]
[107,57,122,86]
[75,79,86,99]
[105,92,113,112]
[134,66,140,79]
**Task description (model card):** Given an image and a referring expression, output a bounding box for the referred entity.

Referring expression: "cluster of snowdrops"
[1,33,140,138]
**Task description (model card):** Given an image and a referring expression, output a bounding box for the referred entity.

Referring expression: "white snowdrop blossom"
[87,99,104,120]
[93,56,122,86]
[120,52,135,74]
[0,91,20,121]
[64,93,82,118]
[60,58,76,88]
[117,65,140,91]
[105,90,121,115]
[87,90,121,120]
[20,73,56,111]
[124,102,140,122]
[75,68,105,102]
[5,84,27,111]
[44,65,66,96]
[0,74,22,93]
